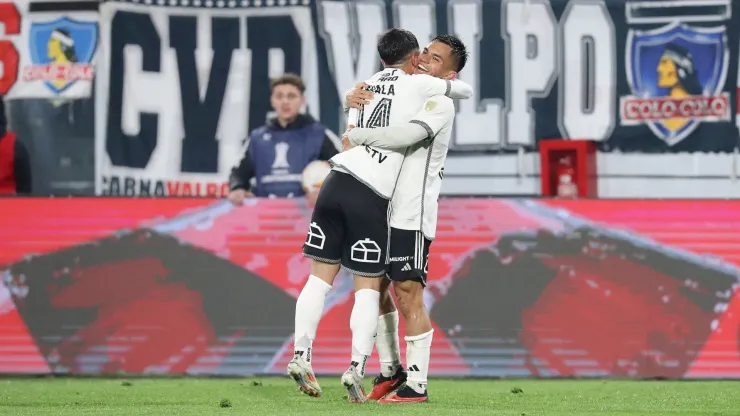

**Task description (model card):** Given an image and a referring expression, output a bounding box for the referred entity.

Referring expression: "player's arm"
[228,144,256,193]
[343,76,473,112]
[347,96,454,149]
[410,74,473,100]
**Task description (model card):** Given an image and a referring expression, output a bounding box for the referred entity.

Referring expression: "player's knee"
[310,260,340,285]
[353,275,384,291]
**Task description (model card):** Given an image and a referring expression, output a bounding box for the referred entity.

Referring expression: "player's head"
[417,35,468,80]
[377,28,420,72]
[270,73,306,122]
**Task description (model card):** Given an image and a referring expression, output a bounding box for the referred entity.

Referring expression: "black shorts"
[387,228,432,286]
[303,171,389,276]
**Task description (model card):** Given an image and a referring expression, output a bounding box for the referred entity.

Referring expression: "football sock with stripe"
[376,311,401,377]
[405,329,434,394]
[349,289,380,377]
[293,274,332,362]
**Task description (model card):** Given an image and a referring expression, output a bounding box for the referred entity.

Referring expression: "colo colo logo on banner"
[24,17,98,94]
[620,0,731,146]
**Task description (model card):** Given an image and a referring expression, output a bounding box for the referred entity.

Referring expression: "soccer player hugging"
[289,28,471,404]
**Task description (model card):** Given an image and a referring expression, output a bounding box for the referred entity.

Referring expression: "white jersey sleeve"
[409,96,456,140]
[347,95,455,149]
[346,123,428,149]
[407,75,473,100]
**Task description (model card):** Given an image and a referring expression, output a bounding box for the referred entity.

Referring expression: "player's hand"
[345,82,373,109]
[341,125,355,151]
[228,189,253,206]
[341,136,354,152]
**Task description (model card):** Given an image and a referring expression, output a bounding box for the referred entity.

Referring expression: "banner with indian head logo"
[0,0,99,99]
[618,0,733,147]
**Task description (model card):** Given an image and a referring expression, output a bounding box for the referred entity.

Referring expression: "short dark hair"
[432,35,468,73]
[270,73,305,94]
[377,28,419,67]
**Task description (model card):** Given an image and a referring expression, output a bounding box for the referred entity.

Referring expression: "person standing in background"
[228,74,340,206]
[0,98,32,195]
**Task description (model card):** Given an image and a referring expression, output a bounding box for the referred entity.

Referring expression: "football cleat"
[340,364,367,403]
[287,357,322,397]
[367,367,407,400]
[378,384,429,403]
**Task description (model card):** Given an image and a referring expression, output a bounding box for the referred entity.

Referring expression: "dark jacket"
[229,114,339,197]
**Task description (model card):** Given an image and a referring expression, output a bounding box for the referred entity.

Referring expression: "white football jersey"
[390,96,455,240]
[330,68,460,199]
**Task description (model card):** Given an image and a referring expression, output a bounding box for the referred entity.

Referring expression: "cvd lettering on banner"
[95,0,319,196]
[620,0,732,147]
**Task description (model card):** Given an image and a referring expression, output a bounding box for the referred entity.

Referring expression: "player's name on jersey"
[101,175,230,197]
[366,84,396,96]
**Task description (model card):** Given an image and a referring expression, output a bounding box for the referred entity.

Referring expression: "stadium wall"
[1,197,739,378]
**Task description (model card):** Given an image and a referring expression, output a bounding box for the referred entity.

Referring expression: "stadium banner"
[94,0,740,198]
[0,0,99,99]
[1,197,740,378]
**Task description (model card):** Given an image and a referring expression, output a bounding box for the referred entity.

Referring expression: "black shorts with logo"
[387,228,432,286]
[302,170,389,277]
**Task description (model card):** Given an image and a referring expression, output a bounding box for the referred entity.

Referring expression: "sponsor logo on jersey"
[620,19,730,145]
[24,17,97,94]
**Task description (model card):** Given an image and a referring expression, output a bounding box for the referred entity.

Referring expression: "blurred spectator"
[228,73,340,206]
[0,98,31,195]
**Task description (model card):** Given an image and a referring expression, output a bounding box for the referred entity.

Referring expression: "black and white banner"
[95,1,319,196]
[95,0,740,197]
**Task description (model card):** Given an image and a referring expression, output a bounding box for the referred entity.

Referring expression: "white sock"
[405,329,433,394]
[293,275,332,363]
[349,289,380,377]
[376,311,401,377]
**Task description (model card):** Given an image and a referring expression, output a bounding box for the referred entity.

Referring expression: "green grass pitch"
[1,377,739,415]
